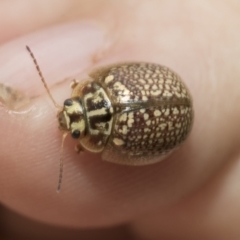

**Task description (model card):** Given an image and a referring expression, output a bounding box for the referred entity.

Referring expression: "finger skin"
[0,0,103,44]
[0,0,240,236]
[132,155,240,240]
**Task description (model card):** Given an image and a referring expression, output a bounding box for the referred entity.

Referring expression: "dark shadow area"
[0,204,134,240]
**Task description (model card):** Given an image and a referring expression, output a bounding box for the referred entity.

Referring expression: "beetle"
[26,46,193,191]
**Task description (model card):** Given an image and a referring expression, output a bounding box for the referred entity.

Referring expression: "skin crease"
[0,0,240,239]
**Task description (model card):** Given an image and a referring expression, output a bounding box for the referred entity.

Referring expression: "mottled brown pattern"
[92,63,191,105]
[102,105,192,165]
[90,63,193,165]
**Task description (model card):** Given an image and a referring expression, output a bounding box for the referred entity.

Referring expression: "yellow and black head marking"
[58,97,86,139]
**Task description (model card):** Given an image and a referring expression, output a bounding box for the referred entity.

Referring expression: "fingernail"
[0,22,106,97]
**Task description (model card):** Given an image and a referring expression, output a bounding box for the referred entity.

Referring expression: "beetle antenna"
[26,45,60,109]
[56,132,68,192]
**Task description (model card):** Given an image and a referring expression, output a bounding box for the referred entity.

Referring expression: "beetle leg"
[70,79,79,89]
[75,143,84,154]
